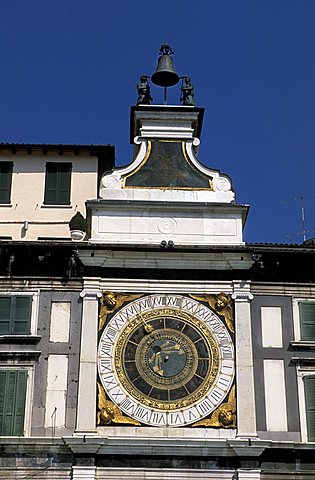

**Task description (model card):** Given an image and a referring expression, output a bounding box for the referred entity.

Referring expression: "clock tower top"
[86,47,249,246]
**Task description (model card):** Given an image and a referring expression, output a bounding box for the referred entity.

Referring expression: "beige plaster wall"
[0,151,98,240]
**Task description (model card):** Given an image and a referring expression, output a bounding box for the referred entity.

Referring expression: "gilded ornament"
[190,293,234,333]
[192,385,236,428]
[99,292,142,331]
[97,383,140,426]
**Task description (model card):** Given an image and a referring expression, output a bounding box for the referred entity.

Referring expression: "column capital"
[232,280,254,302]
[80,290,102,300]
[81,277,102,300]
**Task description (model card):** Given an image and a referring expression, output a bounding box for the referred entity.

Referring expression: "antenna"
[282,194,314,242]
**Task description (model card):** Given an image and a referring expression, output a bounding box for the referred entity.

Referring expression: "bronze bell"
[151,44,180,88]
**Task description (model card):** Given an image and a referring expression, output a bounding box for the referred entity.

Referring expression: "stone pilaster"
[75,278,101,434]
[232,281,257,438]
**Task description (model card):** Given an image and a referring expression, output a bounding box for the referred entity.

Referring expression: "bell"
[151,53,180,88]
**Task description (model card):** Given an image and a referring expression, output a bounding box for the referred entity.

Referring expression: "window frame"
[297,368,315,442]
[0,161,13,205]
[0,296,32,335]
[0,292,39,337]
[0,366,34,437]
[299,301,315,341]
[293,298,315,343]
[44,162,72,206]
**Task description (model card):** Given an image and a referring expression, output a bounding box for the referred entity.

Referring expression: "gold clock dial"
[98,294,235,427]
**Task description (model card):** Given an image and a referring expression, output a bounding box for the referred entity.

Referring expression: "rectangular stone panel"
[263,359,288,431]
[50,301,71,343]
[44,354,68,428]
[261,306,283,348]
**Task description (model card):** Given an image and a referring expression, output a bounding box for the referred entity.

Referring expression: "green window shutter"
[44,163,57,204]
[0,162,13,204]
[304,376,315,442]
[0,297,11,334]
[299,302,315,341]
[0,372,5,433]
[13,297,32,334]
[0,370,27,436]
[57,163,71,204]
[44,162,71,205]
[0,296,31,335]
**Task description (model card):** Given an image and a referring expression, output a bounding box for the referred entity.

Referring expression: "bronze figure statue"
[137,75,153,105]
[180,76,195,106]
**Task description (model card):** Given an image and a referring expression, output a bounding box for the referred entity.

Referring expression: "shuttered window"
[44,162,72,205]
[304,376,315,442]
[0,296,32,335]
[299,302,315,341]
[0,370,27,435]
[0,162,13,204]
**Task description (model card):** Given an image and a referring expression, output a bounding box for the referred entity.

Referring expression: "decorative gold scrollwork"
[97,383,141,426]
[190,293,234,333]
[98,292,142,331]
[192,385,236,428]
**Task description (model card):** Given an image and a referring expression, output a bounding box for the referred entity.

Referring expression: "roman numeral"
[105,326,118,341]
[110,387,125,402]
[100,341,112,356]
[168,412,183,425]
[151,412,166,425]
[217,374,232,389]
[99,358,112,374]
[210,387,224,403]
[120,397,136,414]
[197,398,214,415]
[134,406,150,422]
[221,345,233,359]
[182,298,197,312]
[102,373,117,389]
[194,306,212,320]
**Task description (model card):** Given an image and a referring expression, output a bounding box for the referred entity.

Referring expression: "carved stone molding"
[232,281,254,302]
[80,278,102,300]
[80,290,102,300]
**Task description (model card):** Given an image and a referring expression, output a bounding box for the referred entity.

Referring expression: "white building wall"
[0,151,98,240]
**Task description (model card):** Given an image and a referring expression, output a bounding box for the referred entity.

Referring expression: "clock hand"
[137,309,154,333]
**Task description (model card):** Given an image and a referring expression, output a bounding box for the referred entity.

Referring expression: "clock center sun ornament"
[98,294,235,427]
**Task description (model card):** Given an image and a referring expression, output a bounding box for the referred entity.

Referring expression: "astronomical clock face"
[98,294,235,427]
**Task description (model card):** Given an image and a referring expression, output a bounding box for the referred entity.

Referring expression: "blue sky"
[1,1,315,243]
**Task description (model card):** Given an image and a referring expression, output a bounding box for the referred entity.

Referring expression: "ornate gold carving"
[99,292,142,331]
[97,383,140,426]
[192,385,236,428]
[190,293,234,333]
